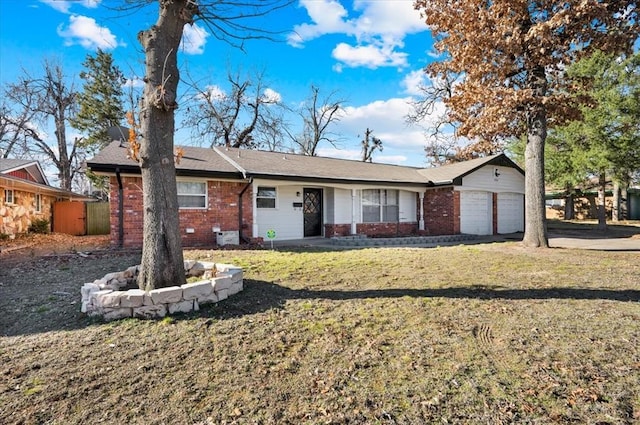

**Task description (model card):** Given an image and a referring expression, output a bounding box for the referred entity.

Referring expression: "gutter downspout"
[238,177,253,244]
[214,146,253,244]
[115,168,124,248]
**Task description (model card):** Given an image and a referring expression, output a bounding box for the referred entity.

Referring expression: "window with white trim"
[256,186,276,209]
[35,194,42,212]
[177,181,207,209]
[362,189,399,223]
[4,189,14,204]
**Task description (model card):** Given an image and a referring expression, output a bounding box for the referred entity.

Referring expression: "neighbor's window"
[362,189,399,222]
[176,181,207,209]
[257,186,276,209]
[35,194,42,212]
[4,189,14,204]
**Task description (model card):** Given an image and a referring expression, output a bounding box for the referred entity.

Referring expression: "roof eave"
[246,172,428,187]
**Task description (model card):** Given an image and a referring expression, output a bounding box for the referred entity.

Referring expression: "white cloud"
[288,0,351,47]
[57,15,121,50]
[332,42,408,69]
[124,77,144,89]
[262,88,282,103]
[316,147,361,161]
[289,0,427,70]
[315,146,410,166]
[324,97,428,166]
[41,0,101,13]
[401,69,428,96]
[181,23,209,55]
[201,85,226,102]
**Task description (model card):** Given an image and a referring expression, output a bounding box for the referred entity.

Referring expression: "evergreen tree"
[72,49,126,154]
[549,51,640,228]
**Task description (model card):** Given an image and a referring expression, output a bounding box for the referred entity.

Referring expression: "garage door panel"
[497,193,524,233]
[460,191,492,235]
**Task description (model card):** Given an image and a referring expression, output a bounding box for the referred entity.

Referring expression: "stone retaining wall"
[81,260,243,321]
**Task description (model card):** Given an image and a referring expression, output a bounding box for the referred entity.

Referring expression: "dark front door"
[303,188,323,237]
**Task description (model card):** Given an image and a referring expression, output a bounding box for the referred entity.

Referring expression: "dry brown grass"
[1,239,639,424]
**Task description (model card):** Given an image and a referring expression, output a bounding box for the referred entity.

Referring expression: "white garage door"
[497,192,524,234]
[460,191,492,235]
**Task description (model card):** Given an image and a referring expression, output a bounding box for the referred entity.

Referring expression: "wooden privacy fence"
[86,202,110,235]
[53,201,109,236]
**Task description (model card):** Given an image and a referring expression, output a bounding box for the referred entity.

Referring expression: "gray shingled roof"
[215,147,428,184]
[87,141,523,186]
[0,158,37,173]
[417,154,522,184]
[87,141,240,176]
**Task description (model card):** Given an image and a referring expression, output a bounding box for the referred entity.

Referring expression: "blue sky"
[0,0,439,167]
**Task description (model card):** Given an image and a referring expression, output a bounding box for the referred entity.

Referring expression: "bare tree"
[0,94,43,159]
[184,68,284,149]
[289,85,345,156]
[6,61,83,190]
[407,71,461,165]
[360,128,382,162]
[117,0,293,290]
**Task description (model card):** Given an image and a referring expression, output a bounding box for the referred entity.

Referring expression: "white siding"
[461,166,524,193]
[325,188,335,223]
[399,191,417,223]
[253,182,422,240]
[460,191,492,235]
[255,185,304,240]
[497,192,524,233]
[333,188,354,223]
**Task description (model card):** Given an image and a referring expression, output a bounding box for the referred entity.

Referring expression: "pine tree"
[72,49,126,154]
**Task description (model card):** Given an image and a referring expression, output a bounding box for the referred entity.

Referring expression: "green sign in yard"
[266,229,276,239]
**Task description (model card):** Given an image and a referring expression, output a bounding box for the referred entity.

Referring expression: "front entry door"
[303,188,323,237]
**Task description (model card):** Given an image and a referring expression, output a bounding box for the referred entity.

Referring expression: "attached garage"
[497,192,524,234]
[460,191,492,235]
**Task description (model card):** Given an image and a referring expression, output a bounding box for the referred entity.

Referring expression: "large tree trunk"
[612,181,620,222]
[564,193,575,220]
[597,171,607,231]
[136,0,196,291]
[522,66,549,248]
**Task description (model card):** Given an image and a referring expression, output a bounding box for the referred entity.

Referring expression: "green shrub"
[29,218,50,234]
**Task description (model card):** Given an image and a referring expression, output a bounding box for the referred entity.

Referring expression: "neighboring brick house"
[0,159,90,238]
[87,141,525,248]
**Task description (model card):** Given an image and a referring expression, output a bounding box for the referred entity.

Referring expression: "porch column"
[419,191,425,231]
[351,188,358,235]
[252,182,259,239]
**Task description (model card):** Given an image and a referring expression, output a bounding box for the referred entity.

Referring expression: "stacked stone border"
[81,261,243,321]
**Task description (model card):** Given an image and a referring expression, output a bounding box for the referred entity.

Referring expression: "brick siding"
[109,176,253,248]
[423,187,460,235]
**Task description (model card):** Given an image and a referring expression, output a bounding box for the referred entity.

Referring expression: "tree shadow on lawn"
[5,279,637,337]
[206,279,640,321]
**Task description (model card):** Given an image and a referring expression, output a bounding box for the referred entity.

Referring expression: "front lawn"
[1,242,638,424]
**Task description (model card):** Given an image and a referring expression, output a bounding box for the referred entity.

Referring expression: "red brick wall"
[325,223,351,237]
[324,223,418,237]
[108,176,253,248]
[423,188,459,235]
[357,222,418,237]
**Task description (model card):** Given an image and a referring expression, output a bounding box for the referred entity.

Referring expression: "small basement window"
[257,186,276,208]
[177,181,207,209]
[4,189,14,204]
